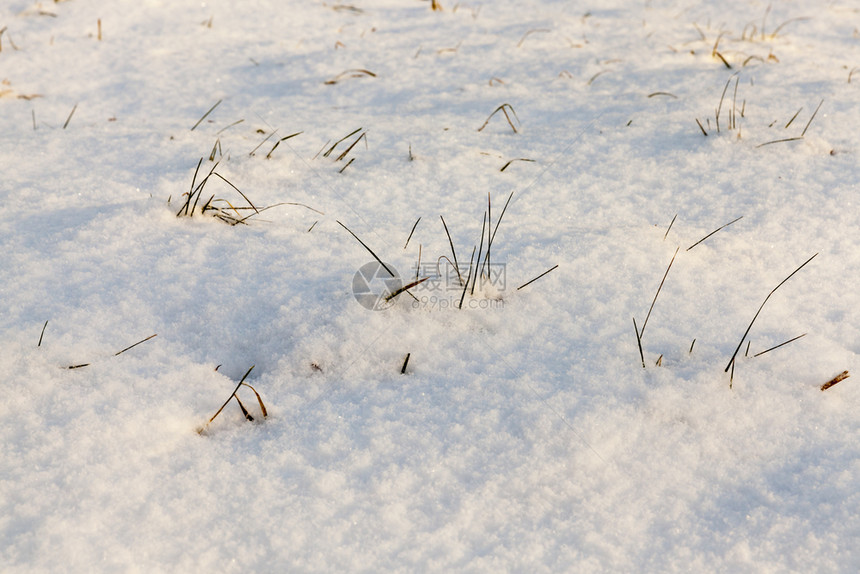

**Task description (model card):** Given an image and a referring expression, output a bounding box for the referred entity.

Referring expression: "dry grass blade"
[517,28,550,48]
[216,118,244,135]
[62,103,77,129]
[752,333,806,357]
[664,214,677,240]
[695,118,708,136]
[587,70,609,86]
[785,107,803,129]
[484,190,513,277]
[114,333,157,356]
[385,277,429,302]
[404,217,421,250]
[648,92,678,99]
[234,394,254,422]
[440,215,462,285]
[240,382,268,417]
[821,370,849,391]
[38,320,49,347]
[725,253,818,373]
[471,212,487,295]
[500,158,535,172]
[716,73,738,133]
[713,51,731,69]
[458,247,476,309]
[336,220,396,278]
[401,353,411,374]
[687,216,742,251]
[756,137,804,148]
[324,69,376,85]
[209,138,222,161]
[260,202,324,215]
[633,317,645,368]
[801,99,824,137]
[639,247,679,339]
[516,264,559,291]
[191,99,222,131]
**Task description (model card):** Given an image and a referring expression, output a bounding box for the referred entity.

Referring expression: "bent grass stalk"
[724,253,818,375]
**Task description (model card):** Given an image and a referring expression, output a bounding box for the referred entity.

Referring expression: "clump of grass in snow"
[175,158,322,225]
[199,365,268,433]
[696,74,824,147]
[478,104,520,133]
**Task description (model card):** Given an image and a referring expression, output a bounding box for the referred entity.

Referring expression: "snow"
[1,0,859,571]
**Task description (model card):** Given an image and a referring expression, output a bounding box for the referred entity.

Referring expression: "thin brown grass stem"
[785,107,803,129]
[440,215,462,285]
[485,190,513,277]
[716,73,738,133]
[801,99,824,137]
[458,247,476,309]
[664,213,677,240]
[62,103,77,129]
[756,137,804,148]
[639,247,680,339]
[404,217,421,250]
[516,264,559,291]
[38,320,49,347]
[191,99,222,131]
[752,333,806,358]
[687,216,743,251]
[633,317,645,368]
[336,221,396,278]
[114,334,157,356]
[472,212,487,295]
[385,277,429,302]
[240,382,268,417]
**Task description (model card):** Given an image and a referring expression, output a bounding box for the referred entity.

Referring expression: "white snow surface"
[1,0,859,572]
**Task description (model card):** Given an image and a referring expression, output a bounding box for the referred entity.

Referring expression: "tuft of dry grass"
[478,104,520,133]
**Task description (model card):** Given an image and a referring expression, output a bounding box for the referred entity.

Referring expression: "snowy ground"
[1,0,859,572]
